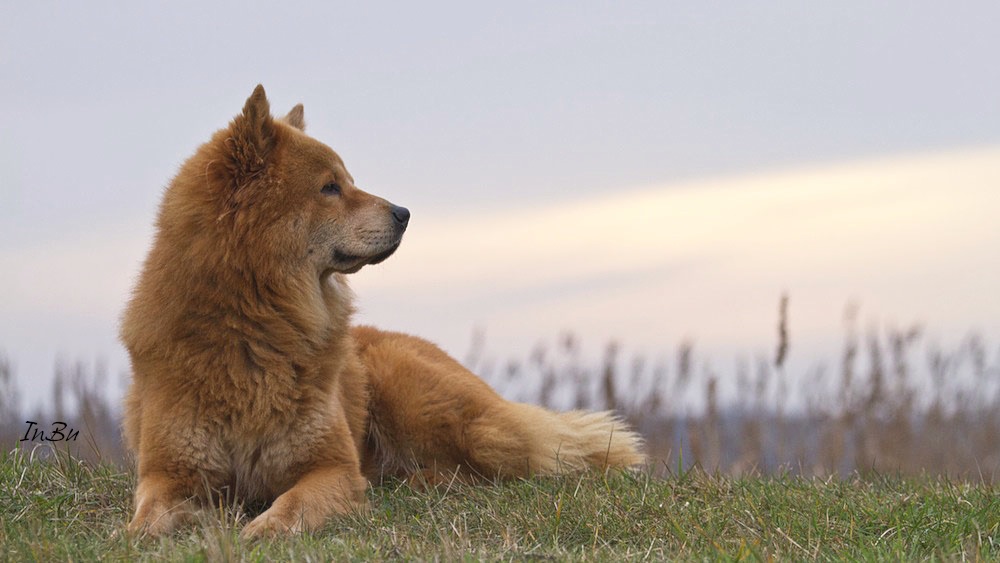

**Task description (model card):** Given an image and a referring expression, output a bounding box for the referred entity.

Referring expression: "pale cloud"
[2,148,999,405]
[0,220,151,320]
[353,146,1000,361]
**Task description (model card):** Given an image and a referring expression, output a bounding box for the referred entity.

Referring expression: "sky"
[1,2,999,409]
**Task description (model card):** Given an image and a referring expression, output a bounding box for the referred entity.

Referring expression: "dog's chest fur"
[204,371,338,501]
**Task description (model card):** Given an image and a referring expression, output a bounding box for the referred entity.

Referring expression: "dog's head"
[204,84,408,277]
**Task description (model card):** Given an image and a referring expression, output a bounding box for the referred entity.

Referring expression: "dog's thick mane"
[121,92,356,418]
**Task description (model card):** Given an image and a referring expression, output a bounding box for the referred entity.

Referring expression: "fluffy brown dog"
[121,85,643,538]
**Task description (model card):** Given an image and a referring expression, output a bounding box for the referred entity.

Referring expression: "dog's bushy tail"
[499,403,645,474]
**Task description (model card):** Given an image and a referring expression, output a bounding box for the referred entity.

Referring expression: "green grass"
[2,447,999,561]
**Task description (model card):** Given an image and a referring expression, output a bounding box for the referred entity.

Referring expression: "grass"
[3,447,999,561]
[2,303,1000,558]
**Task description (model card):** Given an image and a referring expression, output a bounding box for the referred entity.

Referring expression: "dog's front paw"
[241,507,303,539]
[127,497,192,538]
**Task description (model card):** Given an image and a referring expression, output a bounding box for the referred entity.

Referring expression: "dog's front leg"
[241,464,368,538]
[127,471,199,537]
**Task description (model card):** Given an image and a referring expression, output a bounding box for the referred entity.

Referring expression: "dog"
[121,85,643,538]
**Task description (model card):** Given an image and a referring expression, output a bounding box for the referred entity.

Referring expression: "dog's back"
[355,326,643,483]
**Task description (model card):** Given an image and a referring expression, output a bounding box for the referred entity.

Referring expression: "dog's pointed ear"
[226,84,277,177]
[284,104,306,131]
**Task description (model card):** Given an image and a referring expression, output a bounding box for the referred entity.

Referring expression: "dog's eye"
[321,183,342,196]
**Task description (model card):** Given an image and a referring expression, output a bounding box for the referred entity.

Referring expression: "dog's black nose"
[391,205,410,227]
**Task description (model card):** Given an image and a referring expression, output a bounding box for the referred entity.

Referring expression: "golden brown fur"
[121,85,643,538]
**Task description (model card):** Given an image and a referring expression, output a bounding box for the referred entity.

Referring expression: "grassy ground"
[2,447,998,561]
